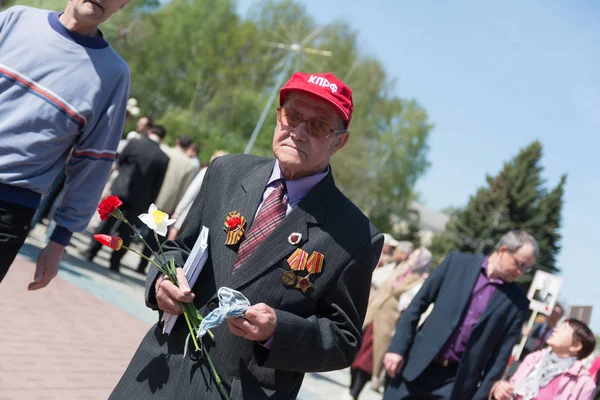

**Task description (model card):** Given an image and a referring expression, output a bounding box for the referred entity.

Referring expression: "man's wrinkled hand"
[383,352,405,378]
[227,303,276,342]
[490,380,514,400]
[28,241,64,290]
[155,268,195,314]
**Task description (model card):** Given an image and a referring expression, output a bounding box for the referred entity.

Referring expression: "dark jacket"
[110,136,169,216]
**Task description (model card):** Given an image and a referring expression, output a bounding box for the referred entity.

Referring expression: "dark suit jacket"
[110,137,169,216]
[110,155,383,400]
[387,252,529,400]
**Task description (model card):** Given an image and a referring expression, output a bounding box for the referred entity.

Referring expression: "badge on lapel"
[288,232,302,246]
[223,211,246,245]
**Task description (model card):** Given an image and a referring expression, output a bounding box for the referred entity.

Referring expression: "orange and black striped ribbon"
[224,212,246,245]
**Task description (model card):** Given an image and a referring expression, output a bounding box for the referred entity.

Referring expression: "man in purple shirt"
[383,230,537,400]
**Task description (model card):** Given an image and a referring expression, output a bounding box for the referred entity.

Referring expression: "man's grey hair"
[494,230,539,256]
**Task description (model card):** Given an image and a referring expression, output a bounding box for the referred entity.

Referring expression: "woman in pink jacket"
[490,318,597,400]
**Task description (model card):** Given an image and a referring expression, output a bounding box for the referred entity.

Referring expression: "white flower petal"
[165,218,177,227]
[155,223,168,237]
[148,203,158,214]
[139,213,157,230]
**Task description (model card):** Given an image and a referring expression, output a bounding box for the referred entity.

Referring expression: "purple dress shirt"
[439,258,504,362]
[258,160,329,349]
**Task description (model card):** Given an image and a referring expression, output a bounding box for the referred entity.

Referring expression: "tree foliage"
[430,140,566,285]
[2,0,433,232]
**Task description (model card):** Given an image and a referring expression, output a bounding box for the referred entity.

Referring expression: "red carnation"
[227,216,242,230]
[93,234,123,251]
[98,196,123,220]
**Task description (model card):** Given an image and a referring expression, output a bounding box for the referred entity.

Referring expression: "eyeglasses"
[508,252,532,272]
[277,106,347,140]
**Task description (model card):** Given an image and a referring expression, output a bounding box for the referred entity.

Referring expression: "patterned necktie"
[233,179,287,270]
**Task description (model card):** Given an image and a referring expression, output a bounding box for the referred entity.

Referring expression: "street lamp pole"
[244,52,294,155]
[243,30,332,155]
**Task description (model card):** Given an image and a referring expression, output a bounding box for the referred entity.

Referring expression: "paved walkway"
[0,257,149,400]
[0,224,382,400]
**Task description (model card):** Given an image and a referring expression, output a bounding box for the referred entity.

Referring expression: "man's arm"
[28,70,129,291]
[386,253,453,357]
[251,234,383,373]
[50,73,130,245]
[473,307,527,400]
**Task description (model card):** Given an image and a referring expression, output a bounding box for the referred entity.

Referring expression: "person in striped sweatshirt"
[0,0,130,289]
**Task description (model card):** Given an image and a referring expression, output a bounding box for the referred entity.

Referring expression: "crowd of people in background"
[345,231,600,400]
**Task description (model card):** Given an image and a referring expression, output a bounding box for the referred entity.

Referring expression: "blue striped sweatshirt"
[0,6,130,245]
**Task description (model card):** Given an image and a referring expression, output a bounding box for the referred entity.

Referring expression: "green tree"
[4,0,433,234]
[2,0,63,10]
[393,210,422,247]
[431,140,566,285]
[241,2,433,232]
[536,175,566,272]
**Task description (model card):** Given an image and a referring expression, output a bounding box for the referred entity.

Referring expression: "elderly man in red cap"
[110,72,384,400]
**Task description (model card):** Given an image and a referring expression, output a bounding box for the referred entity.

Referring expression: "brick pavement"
[0,257,149,400]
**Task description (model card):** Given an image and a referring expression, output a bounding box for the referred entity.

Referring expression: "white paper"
[526,270,562,316]
[161,226,209,334]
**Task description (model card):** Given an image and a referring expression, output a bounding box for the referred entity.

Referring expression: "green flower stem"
[123,248,215,342]
[122,245,166,273]
[112,209,163,262]
[182,308,201,351]
[110,209,226,398]
[203,347,230,400]
[205,326,215,341]
[182,302,214,340]
[154,231,166,261]
[135,226,163,263]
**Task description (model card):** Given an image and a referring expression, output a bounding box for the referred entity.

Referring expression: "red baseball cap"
[279,72,354,129]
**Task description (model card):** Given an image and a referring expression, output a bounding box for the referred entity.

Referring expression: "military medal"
[223,211,246,245]
[281,271,297,286]
[295,252,324,294]
[295,276,313,293]
[288,232,302,246]
[283,248,309,286]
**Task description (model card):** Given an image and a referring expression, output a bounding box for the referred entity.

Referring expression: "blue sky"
[238,0,600,330]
